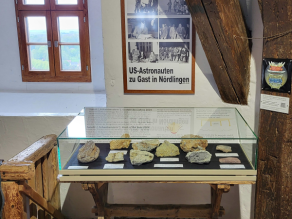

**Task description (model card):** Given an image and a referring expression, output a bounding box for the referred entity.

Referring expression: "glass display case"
[58,107,257,182]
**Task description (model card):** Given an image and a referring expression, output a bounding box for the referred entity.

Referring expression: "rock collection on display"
[155,140,180,157]
[76,135,242,167]
[130,150,154,166]
[77,141,100,163]
[106,152,125,162]
[132,139,160,151]
[110,134,131,150]
[219,157,241,163]
[216,145,232,153]
[185,150,212,164]
[180,134,208,152]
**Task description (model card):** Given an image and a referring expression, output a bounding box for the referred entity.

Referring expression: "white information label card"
[154,164,183,168]
[215,153,239,157]
[160,158,179,162]
[103,164,124,169]
[68,166,88,170]
[109,150,128,155]
[220,164,245,169]
[260,94,289,114]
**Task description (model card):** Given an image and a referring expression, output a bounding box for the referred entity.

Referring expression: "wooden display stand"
[78,181,254,219]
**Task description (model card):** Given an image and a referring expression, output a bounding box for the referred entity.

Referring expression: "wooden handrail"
[19,182,64,219]
[1,134,64,219]
[0,135,57,181]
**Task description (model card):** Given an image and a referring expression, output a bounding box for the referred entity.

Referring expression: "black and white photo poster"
[122,0,195,94]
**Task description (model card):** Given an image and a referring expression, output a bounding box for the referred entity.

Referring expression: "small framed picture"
[261,58,292,93]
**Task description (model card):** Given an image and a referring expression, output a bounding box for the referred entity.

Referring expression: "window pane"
[24,0,45,4]
[56,0,78,4]
[60,45,81,71]
[58,17,79,43]
[28,45,49,71]
[26,17,47,43]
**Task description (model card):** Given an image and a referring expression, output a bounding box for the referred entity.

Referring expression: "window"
[15,0,91,82]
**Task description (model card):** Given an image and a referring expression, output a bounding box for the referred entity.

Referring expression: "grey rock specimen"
[216,145,232,153]
[132,139,160,151]
[130,150,154,166]
[219,157,241,164]
[77,141,100,163]
[105,152,124,163]
[186,150,212,164]
[155,140,180,157]
[110,134,131,150]
[180,134,208,152]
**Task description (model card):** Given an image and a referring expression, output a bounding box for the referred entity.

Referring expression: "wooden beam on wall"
[255,0,292,218]
[186,0,251,104]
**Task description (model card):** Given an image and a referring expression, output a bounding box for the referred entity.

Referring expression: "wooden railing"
[0,134,65,219]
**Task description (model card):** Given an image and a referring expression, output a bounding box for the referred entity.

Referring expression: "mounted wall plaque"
[262,58,292,93]
[121,0,195,94]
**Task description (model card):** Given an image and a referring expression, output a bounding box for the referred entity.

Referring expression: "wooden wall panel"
[255,0,292,218]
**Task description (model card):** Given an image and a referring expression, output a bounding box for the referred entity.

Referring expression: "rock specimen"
[185,151,212,164]
[219,157,241,164]
[110,134,131,150]
[105,152,124,163]
[216,145,232,153]
[132,139,160,151]
[155,140,180,157]
[180,134,208,152]
[130,150,154,166]
[77,141,100,163]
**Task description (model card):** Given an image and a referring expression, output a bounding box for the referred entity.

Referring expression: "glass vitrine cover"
[58,107,258,180]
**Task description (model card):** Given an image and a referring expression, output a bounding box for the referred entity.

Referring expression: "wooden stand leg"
[82,183,229,219]
[82,183,109,218]
[210,184,230,219]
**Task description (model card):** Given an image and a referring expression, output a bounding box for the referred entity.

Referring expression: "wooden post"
[186,0,251,104]
[47,147,61,211]
[28,167,37,219]
[35,159,45,219]
[255,1,292,218]
[210,185,230,219]
[41,155,50,219]
[82,183,109,218]
[1,182,24,219]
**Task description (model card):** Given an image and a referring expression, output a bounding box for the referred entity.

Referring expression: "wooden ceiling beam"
[186,0,251,104]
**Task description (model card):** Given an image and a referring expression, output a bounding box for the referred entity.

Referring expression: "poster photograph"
[159,18,190,39]
[128,18,158,40]
[127,0,158,16]
[122,0,195,94]
[158,0,190,15]
[128,42,159,63]
[159,42,189,63]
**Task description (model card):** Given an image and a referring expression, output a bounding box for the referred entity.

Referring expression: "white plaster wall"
[101,0,263,219]
[0,116,74,161]
[0,93,106,116]
[0,0,105,93]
